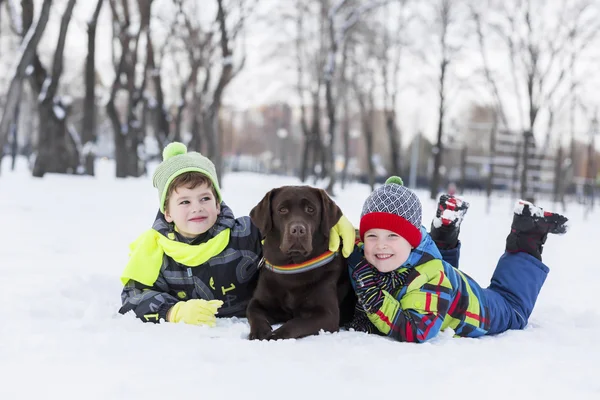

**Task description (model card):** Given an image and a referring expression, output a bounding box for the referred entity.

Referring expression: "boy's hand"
[329,215,356,258]
[167,299,224,326]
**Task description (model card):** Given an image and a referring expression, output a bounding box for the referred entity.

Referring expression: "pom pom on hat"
[385,176,404,185]
[163,142,188,160]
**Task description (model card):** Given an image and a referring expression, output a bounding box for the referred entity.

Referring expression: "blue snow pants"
[439,245,549,335]
[483,252,549,334]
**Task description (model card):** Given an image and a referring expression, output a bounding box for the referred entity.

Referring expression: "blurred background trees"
[1,0,599,211]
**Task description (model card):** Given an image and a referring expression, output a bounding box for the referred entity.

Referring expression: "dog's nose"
[289,223,307,237]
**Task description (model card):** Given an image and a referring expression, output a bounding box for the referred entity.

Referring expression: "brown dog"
[247,186,355,340]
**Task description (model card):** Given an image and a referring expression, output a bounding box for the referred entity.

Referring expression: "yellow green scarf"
[120,228,231,286]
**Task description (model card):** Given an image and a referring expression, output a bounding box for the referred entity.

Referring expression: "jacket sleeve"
[119,271,179,323]
[439,241,461,269]
[366,264,451,343]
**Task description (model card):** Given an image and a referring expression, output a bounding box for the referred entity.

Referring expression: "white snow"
[222,55,234,66]
[515,199,544,217]
[7,0,23,35]
[53,104,66,120]
[1,157,599,399]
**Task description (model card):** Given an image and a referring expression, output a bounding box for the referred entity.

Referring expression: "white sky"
[2,0,600,147]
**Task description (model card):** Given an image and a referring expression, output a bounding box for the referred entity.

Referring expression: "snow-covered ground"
[1,157,599,399]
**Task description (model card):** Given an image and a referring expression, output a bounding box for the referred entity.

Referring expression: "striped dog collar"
[263,250,338,274]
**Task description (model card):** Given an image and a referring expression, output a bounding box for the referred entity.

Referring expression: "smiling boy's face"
[164,182,220,238]
[363,228,412,273]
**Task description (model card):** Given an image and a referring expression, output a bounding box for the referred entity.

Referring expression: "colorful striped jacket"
[348,227,490,342]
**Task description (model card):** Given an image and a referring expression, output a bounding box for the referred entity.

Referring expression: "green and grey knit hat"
[152,142,222,212]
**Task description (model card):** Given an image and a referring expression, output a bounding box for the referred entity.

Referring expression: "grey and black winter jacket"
[119,203,262,322]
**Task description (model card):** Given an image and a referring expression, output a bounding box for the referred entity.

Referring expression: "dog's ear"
[317,189,343,237]
[250,189,278,238]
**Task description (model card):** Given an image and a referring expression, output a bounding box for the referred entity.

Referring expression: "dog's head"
[250,186,342,259]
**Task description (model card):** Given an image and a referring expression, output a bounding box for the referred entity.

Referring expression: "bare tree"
[0,0,3,34]
[371,0,411,179]
[349,41,377,190]
[428,0,465,200]
[0,0,52,174]
[323,0,395,193]
[484,0,600,199]
[82,0,105,176]
[164,0,216,150]
[471,4,509,207]
[164,0,250,185]
[32,0,79,177]
[292,0,326,183]
[106,0,151,178]
[205,0,251,184]
[143,4,170,148]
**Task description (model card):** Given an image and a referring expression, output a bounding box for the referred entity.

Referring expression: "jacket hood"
[400,226,443,269]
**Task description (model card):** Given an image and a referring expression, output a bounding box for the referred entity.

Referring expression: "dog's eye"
[278,207,288,214]
[305,205,315,213]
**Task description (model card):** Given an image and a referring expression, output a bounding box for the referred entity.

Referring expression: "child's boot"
[430,194,470,250]
[505,200,568,261]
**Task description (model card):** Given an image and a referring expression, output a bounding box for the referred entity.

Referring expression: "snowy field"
[1,157,599,399]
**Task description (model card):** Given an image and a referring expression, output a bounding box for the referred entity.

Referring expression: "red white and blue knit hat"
[359,176,422,248]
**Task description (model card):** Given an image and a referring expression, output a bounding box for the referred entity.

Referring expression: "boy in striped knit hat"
[347,176,568,342]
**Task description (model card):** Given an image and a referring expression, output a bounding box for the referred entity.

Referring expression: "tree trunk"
[324,77,336,193]
[0,0,52,174]
[430,59,447,200]
[32,0,78,178]
[106,99,127,178]
[520,130,533,202]
[299,100,311,183]
[386,109,401,177]
[553,146,563,205]
[82,0,104,176]
[459,145,467,192]
[300,136,310,183]
[32,104,78,176]
[485,115,497,212]
[146,24,170,147]
[210,0,234,187]
[355,82,375,191]
[363,109,375,191]
[340,95,350,189]
[10,95,20,171]
[203,110,215,158]
[173,81,189,144]
[309,98,322,182]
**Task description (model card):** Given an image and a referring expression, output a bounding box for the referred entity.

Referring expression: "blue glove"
[352,261,386,313]
[346,303,377,333]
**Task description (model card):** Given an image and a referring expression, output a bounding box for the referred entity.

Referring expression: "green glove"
[328,215,357,258]
[167,299,224,326]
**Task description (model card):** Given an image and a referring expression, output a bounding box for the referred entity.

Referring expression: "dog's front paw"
[269,328,290,341]
[249,324,273,341]
[270,324,302,340]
